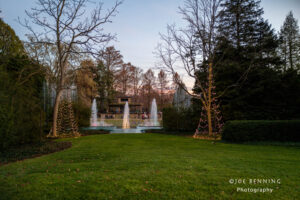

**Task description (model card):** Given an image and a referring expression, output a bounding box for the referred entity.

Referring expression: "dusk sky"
[1,0,300,88]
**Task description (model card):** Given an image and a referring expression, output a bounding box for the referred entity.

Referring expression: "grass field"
[0,133,300,200]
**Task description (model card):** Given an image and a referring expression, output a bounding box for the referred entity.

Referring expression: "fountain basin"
[86,98,162,134]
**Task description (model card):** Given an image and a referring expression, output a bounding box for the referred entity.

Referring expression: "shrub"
[73,102,91,127]
[222,120,300,142]
[0,56,45,151]
[162,106,199,132]
[0,20,45,151]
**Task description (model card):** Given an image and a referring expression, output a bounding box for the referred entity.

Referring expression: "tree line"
[15,0,173,137]
[1,0,175,141]
[158,0,300,136]
[75,46,174,113]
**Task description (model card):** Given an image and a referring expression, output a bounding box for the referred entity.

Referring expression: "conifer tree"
[279,11,300,71]
[214,0,282,120]
[218,0,263,50]
[57,99,79,137]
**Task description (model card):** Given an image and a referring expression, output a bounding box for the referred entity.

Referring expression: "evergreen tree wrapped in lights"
[56,99,80,137]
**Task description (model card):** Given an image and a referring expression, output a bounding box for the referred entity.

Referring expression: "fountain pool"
[84,98,162,133]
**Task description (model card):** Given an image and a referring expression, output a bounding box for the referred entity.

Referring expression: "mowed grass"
[0,134,300,200]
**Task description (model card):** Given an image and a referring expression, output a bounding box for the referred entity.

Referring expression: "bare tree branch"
[20,0,123,137]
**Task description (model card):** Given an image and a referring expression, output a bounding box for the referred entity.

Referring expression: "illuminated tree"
[56,99,79,136]
[157,0,223,136]
[193,76,223,138]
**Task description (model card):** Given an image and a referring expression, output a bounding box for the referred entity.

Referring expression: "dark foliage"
[0,55,45,151]
[222,120,300,142]
[279,11,300,71]
[0,19,45,151]
[162,106,199,132]
[215,64,300,121]
[73,102,91,127]
[0,141,72,165]
[0,19,24,57]
[211,0,300,121]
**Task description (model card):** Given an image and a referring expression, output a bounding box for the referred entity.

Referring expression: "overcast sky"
[1,0,300,88]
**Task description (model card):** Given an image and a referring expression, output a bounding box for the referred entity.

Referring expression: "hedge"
[0,55,45,151]
[162,106,199,132]
[222,120,300,142]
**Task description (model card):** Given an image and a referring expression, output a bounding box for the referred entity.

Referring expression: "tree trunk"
[207,63,213,136]
[52,89,63,137]
[207,105,212,136]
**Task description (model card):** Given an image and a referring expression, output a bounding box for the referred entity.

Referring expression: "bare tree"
[142,69,156,112]
[157,70,169,108]
[131,66,143,101]
[98,46,124,87]
[115,62,134,95]
[157,0,222,136]
[21,0,122,137]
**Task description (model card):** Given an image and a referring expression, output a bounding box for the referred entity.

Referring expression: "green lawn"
[0,134,300,200]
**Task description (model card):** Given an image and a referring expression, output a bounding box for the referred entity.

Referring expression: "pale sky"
[1,0,300,88]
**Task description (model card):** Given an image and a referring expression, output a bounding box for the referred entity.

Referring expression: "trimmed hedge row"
[222,120,300,142]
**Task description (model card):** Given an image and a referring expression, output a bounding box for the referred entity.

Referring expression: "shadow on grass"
[144,129,194,136]
[0,140,72,166]
[147,129,300,147]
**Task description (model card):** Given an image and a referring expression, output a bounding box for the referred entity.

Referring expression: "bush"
[0,20,45,151]
[162,106,199,132]
[73,102,91,127]
[222,120,300,142]
[0,56,45,151]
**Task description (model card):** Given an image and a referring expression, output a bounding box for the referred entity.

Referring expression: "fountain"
[150,98,159,126]
[82,98,161,133]
[90,98,113,127]
[142,98,160,126]
[90,99,98,126]
[122,101,130,129]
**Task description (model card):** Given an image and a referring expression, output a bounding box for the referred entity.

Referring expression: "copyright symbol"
[229,179,234,184]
